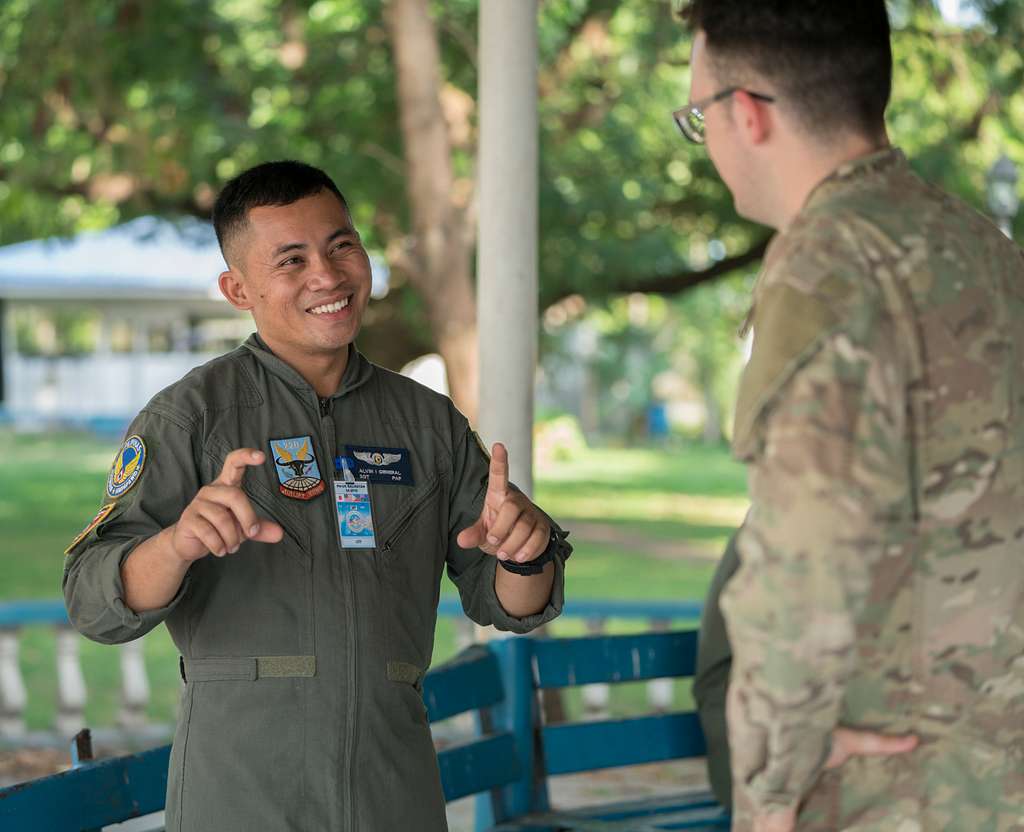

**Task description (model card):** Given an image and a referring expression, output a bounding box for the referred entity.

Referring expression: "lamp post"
[987,154,1020,239]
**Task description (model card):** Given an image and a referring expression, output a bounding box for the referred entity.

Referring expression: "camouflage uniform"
[721,147,1024,831]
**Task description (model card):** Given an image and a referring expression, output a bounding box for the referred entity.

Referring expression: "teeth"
[310,298,350,315]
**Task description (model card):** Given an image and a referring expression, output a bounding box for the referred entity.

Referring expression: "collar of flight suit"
[241,333,376,402]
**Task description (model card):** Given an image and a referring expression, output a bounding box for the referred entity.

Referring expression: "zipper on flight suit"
[380,476,441,553]
[313,392,359,831]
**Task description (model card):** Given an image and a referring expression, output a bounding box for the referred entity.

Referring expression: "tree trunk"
[385,0,479,423]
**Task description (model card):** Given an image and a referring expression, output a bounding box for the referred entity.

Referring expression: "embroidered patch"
[107,435,146,499]
[65,503,116,556]
[270,436,326,500]
[345,445,414,485]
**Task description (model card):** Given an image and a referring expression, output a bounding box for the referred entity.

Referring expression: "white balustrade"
[646,618,675,713]
[55,627,87,738]
[118,639,150,730]
[0,630,28,737]
[0,612,687,743]
[0,626,158,743]
[581,618,611,719]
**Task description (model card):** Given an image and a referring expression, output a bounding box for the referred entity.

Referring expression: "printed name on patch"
[345,445,415,486]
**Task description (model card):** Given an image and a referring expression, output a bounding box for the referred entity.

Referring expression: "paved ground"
[446,758,711,831]
[569,521,723,563]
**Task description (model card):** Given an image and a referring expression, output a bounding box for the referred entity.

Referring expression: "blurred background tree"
[0,0,1021,427]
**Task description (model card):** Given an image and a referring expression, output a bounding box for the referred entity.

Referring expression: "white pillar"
[477,0,539,495]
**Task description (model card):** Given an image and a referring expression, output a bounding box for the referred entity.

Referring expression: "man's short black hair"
[684,0,892,139]
[212,160,350,264]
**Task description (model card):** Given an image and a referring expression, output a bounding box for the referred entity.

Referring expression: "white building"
[0,216,388,433]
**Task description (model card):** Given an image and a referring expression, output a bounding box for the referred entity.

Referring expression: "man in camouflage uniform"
[680,2,1024,829]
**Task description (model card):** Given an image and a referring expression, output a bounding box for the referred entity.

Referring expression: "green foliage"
[542,272,754,441]
[2,0,1018,308]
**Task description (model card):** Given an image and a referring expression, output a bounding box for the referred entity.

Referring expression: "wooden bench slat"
[0,744,170,831]
[437,731,521,802]
[424,644,505,723]
[532,631,698,688]
[542,713,706,775]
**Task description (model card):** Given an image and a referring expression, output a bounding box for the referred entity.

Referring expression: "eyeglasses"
[673,88,776,144]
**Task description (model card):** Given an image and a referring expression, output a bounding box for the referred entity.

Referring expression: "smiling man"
[62,161,571,832]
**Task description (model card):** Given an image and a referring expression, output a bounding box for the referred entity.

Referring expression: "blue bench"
[0,629,728,831]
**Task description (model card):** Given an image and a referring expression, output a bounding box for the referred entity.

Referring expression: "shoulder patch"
[107,435,146,499]
[733,284,839,459]
[65,503,117,556]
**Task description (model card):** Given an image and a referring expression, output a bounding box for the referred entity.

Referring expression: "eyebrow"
[272,227,355,259]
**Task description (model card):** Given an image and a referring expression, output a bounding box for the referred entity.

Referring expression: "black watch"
[498,528,571,576]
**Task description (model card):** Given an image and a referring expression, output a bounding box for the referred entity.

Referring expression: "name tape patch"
[345,446,414,486]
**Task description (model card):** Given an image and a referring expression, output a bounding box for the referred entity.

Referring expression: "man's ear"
[218,268,253,311]
[732,89,772,146]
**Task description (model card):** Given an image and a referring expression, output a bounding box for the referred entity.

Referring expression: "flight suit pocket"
[376,472,446,675]
[243,478,312,567]
[174,677,310,831]
[375,471,443,560]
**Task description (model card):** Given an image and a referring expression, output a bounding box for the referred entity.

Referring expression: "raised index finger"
[488,442,509,496]
[216,448,265,488]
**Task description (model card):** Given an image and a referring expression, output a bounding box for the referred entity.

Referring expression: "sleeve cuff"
[482,550,567,635]
[65,537,188,644]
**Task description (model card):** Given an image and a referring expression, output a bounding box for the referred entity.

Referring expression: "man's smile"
[307,295,352,316]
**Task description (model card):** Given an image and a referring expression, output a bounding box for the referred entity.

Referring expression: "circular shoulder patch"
[107,435,147,498]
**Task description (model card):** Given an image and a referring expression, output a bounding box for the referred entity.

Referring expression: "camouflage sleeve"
[721,290,906,822]
[444,416,568,634]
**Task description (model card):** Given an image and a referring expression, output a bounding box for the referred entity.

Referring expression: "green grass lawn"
[0,430,747,731]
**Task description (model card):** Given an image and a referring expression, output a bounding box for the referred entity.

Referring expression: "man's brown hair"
[684,0,892,139]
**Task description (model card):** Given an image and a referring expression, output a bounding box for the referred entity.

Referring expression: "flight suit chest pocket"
[374,471,444,561]
[189,445,316,659]
[203,441,313,565]
[242,477,313,567]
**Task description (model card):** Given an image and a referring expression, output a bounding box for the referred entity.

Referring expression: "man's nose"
[305,254,342,289]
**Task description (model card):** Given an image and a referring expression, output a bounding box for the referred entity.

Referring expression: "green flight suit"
[692,532,739,810]
[63,335,569,832]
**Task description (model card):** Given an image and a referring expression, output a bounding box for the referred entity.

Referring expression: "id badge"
[335,479,376,549]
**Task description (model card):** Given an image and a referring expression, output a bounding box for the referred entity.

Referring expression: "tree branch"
[546,235,771,306]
